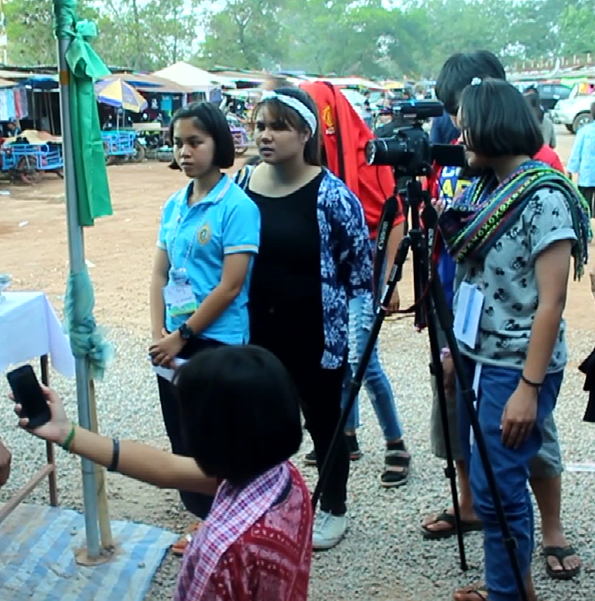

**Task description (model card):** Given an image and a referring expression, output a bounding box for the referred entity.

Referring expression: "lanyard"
[168,176,232,271]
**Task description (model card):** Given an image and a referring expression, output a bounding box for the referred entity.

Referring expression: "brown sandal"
[454,581,537,601]
[453,584,489,601]
[171,521,203,556]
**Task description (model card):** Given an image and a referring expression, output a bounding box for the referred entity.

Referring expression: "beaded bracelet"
[60,423,76,452]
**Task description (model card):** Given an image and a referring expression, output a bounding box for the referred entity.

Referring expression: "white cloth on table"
[0,292,75,377]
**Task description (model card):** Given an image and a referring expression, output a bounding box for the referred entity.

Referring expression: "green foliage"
[198,0,595,77]
[559,0,595,56]
[2,0,594,76]
[4,0,98,65]
[200,0,286,70]
[4,0,202,69]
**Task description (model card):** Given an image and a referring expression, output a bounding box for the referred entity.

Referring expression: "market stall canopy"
[103,72,191,95]
[0,69,44,81]
[22,75,59,90]
[317,77,384,90]
[0,70,59,90]
[153,62,236,92]
[95,77,148,113]
[209,69,270,86]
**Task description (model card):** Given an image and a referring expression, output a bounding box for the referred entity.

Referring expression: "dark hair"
[254,87,321,166]
[168,101,235,170]
[525,93,544,124]
[175,345,303,486]
[435,51,506,115]
[459,79,543,158]
[523,85,539,99]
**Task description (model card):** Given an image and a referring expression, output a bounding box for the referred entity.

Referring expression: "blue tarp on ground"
[0,504,176,601]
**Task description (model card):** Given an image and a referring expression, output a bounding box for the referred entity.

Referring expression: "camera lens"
[365,140,378,165]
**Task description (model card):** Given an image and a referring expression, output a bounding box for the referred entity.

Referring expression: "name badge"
[163,283,198,318]
[453,282,484,349]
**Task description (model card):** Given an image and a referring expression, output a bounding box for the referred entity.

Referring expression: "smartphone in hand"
[6,365,51,429]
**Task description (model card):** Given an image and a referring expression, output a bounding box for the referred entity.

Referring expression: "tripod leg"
[407,226,467,571]
[425,300,468,571]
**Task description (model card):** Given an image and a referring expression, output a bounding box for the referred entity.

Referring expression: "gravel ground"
[1,316,593,601]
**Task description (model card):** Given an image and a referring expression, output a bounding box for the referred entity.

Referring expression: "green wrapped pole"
[53,0,108,560]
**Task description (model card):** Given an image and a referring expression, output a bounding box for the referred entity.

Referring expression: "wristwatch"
[178,323,194,341]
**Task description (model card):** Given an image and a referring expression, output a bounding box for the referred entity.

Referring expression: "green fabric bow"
[54,1,114,378]
[55,1,113,226]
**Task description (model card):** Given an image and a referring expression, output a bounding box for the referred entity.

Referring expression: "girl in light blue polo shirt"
[148,102,260,549]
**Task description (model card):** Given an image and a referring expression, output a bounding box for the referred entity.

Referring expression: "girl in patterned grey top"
[438,79,591,601]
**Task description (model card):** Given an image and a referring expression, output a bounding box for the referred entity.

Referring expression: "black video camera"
[366,100,465,177]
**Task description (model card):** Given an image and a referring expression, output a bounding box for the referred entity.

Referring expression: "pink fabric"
[174,462,313,601]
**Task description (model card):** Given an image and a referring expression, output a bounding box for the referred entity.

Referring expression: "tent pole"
[56,35,101,560]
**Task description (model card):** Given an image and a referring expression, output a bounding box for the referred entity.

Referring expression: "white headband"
[261,90,318,133]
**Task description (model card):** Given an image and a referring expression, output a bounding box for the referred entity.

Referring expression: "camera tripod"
[311,177,529,601]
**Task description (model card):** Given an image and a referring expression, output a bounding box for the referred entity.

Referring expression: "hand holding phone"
[7,365,52,429]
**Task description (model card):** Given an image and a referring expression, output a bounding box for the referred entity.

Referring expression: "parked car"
[516,82,571,111]
[551,82,595,134]
[536,83,572,111]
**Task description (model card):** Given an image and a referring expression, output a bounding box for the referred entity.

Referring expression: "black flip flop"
[543,546,581,581]
[421,511,483,540]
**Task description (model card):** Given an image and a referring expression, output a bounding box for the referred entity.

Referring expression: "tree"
[267,0,426,77]
[93,0,203,70]
[4,0,101,65]
[4,0,202,70]
[199,0,285,70]
[506,0,566,60]
[3,0,595,77]
[559,0,595,56]
[143,0,203,66]
[406,0,513,74]
[277,0,358,74]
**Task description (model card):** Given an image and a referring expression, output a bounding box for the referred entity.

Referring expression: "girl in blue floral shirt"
[236,87,373,550]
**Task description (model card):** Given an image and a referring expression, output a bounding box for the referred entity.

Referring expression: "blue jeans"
[341,293,403,441]
[458,360,563,601]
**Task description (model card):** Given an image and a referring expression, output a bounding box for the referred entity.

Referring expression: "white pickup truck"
[551,82,595,134]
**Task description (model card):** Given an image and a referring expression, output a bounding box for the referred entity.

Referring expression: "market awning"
[318,77,384,90]
[102,72,191,94]
[153,62,236,92]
